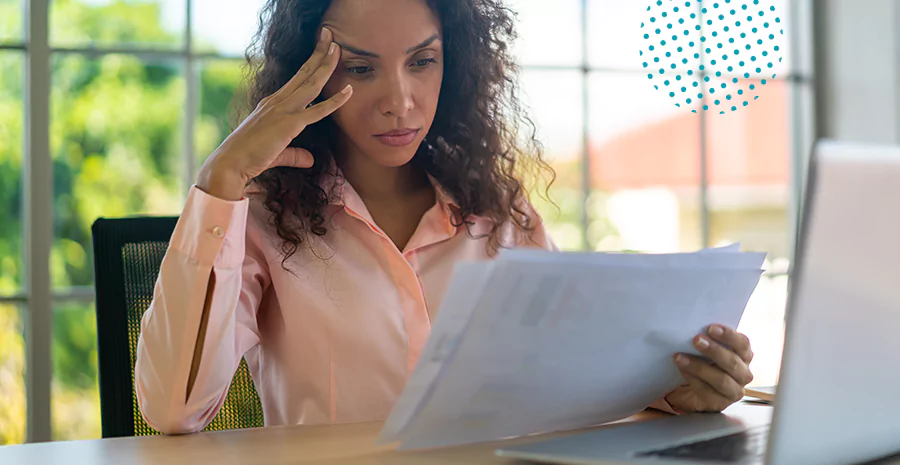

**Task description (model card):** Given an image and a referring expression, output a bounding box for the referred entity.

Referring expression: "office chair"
[91,216,264,438]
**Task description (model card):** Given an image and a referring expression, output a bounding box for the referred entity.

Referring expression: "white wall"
[814,0,900,144]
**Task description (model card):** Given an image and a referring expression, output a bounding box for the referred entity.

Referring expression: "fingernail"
[328,42,336,55]
[675,354,689,367]
[709,325,724,337]
[320,28,329,43]
[695,336,710,349]
[341,84,352,94]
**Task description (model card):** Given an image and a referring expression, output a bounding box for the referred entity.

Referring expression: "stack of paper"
[378,244,766,450]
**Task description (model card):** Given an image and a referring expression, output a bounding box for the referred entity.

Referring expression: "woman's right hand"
[197,27,352,201]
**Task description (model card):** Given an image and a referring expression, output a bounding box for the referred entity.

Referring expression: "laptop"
[495,140,900,465]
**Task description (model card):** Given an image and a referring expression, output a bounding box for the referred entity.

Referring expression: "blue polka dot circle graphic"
[640,0,785,114]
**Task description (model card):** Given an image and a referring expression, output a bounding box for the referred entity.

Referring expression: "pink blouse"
[134,170,674,435]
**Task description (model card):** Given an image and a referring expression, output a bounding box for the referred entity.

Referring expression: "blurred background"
[1,0,897,444]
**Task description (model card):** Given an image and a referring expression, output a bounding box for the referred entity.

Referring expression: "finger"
[693,334,754,386]
[268,147,315,170]
[287,42,343,109]
[707,324,753,364]
[272,27,335,102]
[302,84,353,124]
[255,93,276,110]
[674,353,745,402]
[678,370,735,412]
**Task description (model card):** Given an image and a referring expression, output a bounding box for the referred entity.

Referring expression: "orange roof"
[589,82,790,190]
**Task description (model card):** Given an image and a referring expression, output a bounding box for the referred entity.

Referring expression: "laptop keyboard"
[635,425,770,463]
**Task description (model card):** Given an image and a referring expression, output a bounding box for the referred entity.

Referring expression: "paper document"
[379,245,765,450]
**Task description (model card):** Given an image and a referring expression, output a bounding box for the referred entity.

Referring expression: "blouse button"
[211,226,225,239]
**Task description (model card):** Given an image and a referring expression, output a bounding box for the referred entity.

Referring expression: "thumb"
[269,147,315,169]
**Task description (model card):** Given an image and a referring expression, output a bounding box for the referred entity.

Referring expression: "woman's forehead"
[322,0,442,54]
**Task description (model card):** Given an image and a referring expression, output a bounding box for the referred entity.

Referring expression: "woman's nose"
[378,73,415,117]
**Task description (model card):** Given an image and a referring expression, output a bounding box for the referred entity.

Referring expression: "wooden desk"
[1,404,773,465]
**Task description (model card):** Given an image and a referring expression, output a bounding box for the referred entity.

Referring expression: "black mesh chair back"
[91,216,263,438]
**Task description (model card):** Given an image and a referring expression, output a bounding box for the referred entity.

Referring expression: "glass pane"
[705,78,790,261]
[195,59,245,170]
[589,0,701,71]
[52,301,101,440]
[701,74,757,115]
[0,0,24,43]
[701,0,788,80]
[738,275,787,387]
[51,0,186,50]
[51,54,185,289]
[509,0,583,67]
[193,0,266,56]
[519,69,585,251]
[588,72,702,253]
[0,52,24,294]
[0,303,26,445]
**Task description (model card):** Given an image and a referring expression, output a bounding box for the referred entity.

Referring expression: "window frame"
[0,0,813,442]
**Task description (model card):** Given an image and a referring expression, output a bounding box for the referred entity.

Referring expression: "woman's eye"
[347,66,371,75]
[413,58,437,67]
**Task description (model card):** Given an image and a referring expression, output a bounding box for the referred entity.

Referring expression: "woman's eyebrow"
[336,33,441,58]
[336,42,379,58]
[405,33,441,53]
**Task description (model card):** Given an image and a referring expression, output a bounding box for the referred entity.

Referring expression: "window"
[195,59,246,169]
[0,0,813,443]
[0,303,26,444]
[514,0,814,388]
[0,0,269,443]
[0,0,25,45]
[0,52,24,294]
[0,0,27,446]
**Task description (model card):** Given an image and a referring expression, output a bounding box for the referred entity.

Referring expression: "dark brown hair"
[238,0,553,262]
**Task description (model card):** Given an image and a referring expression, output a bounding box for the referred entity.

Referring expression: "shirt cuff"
[169,185,249,269]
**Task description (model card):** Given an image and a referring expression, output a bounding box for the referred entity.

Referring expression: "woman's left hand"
[664,324,754,413]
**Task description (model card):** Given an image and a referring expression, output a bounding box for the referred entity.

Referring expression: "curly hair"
[235,0,554,262]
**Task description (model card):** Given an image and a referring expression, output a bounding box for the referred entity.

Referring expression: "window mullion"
[579,0,590,251]
[184,0,198,197]
[24,0,53,443]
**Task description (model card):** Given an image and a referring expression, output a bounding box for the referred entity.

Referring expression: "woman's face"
[320,0,444,169]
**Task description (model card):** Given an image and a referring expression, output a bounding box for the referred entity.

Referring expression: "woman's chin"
[366,147,420,168]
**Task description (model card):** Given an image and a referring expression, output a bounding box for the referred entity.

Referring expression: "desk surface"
[1,404,775,465]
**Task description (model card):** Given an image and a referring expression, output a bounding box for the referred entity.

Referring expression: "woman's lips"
[374,129,420,147]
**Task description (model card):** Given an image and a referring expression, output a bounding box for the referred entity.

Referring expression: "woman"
[135,0,755,434]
